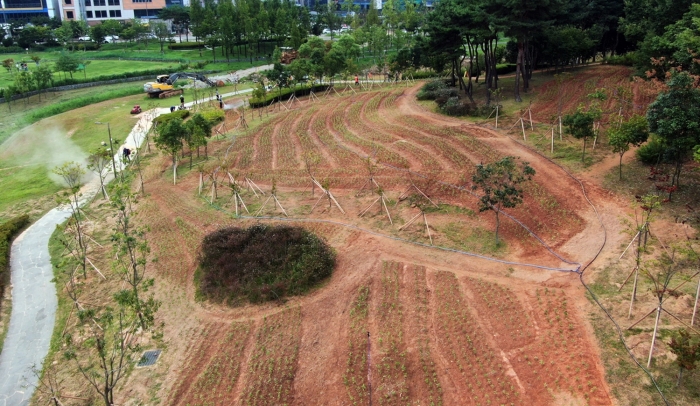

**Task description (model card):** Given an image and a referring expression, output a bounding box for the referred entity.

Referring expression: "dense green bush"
[636,135,666,164]
[153,109,190,125]
[604,52,637,66]
[197,225,336,304]
[417,80,448,100]
[75,42,99,51]
[201,109,224,124]
[495,63,517,75]
[168,42,206,50]
[409,70,438,79]
[0,215,30,309]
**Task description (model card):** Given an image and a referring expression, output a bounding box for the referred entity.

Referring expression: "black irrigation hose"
[492,123,670,405]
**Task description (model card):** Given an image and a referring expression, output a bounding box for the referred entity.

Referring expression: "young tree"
[668,329,700,387]
[13,71,34,106]
[33,63,54,92]
[90,23,107,47]
[110,179,160,331]
[608,115,649,179]
[55,52,80,80]
[563,105,600,163]
[2,58,14,73]
[87,148,113,199]
[154,118,187,184]
[471,156,536,245]
[646,71,700,187]
[53,162,89,278]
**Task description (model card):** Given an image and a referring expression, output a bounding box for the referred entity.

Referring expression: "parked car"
[78,35,91,41]
[104,35,119,43]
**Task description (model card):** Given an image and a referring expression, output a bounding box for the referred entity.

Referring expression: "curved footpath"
[0,86,254,405]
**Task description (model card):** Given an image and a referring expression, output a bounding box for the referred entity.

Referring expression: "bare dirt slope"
[112,80,637,405]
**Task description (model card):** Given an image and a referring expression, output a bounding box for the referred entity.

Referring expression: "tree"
[55,52,80,80]
[608,115,650,179]
[151,21,172,53]
[563,105,599,163]
[53,22,74,50]
[87,148,113,199]
[471,156,536,245]
[52,162,89,279]
[646,72,700,187]
[90,23,107,47]
[668,329,700,386]
[154,118,187,184]
[2,58,14,74]
[13,71,34,106]
[160,5,191,42]
[110,179,160,331]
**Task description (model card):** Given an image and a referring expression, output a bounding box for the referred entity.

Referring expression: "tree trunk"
[514,40,524,102]
[494,209,500,245]
[619,154,624,180]
[677,367,683,387]
[582,137,587,163]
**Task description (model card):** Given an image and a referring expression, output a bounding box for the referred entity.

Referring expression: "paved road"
[0,87,260,405]
[0,209,71,406]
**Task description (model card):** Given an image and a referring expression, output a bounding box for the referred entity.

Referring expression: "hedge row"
[153,109,190,125]
[0,215,30,309]
[495,63,517,75]
[249,84,330,108]
[168,42,206,50]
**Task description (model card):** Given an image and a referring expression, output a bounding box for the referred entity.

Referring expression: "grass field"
[0,79,252,221]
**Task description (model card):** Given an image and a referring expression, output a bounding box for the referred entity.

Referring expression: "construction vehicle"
[143,72,217,98]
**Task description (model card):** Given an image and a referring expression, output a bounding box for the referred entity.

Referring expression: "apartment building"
[1,0,60,22]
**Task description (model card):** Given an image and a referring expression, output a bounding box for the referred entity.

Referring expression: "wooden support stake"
[693,275,700,326]
[382,196,393,225]
[528,103,533,130]
[424,213,433,245]
[85,257,106,279]
[551,127,554,154]
[255,195,273,217]
[399,212,422,230]
[520,117,527,141]
[559,116,562,140]
[647,305,662,368]
[359,197,380,217]
[273,195,288,217]
[495,105,499,129]
[236,193,249,214]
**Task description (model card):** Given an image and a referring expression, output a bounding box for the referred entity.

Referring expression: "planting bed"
[118,80,629,405]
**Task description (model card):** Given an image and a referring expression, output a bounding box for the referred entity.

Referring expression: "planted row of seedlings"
[466,278,536,351]
[343,285,371,406]
[170,323,229,404]
[183,322,253,405]
[374,261,410,404]
[240,306,302,406]
[433,271,520,405]
[410,266,443,405]
[531,288,608,405]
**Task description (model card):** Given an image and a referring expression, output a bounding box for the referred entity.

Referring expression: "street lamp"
[95,121,118,177]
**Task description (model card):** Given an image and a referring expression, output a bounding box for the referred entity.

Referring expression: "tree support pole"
[647,304,662,368]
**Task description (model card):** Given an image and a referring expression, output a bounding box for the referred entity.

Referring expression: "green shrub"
[153,109,190,125]
[75,42,99,51]
[636,134,666,164]
[605,52,637,66]
[496,63,517,75]
[417,80,448,100]
[201,109,224,124]
[409,70,438,79]
[197,225,336,304]
[0,215,30,309]
[249,84,329,108]
[168,42,206,50]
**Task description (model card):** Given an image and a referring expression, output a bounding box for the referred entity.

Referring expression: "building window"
[94,10,107,18]
[93,0,105,5]
[86,10,93,17]
[65,0,71,4]
[85,0,91,5]
[109,10,122,17]
[66,11,74,18]
[108,0,120,5]
[132,0,153,3]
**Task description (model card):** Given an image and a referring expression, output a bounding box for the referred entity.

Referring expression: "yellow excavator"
[143,72,217,98]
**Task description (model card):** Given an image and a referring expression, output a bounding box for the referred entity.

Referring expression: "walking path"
[0,85,259,405]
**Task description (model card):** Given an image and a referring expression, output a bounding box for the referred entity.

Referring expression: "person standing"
[180,94,185,108]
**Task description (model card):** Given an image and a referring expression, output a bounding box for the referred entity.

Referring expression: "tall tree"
[608,115,649,179]
[646,72,700,187]
[155,118,187,185]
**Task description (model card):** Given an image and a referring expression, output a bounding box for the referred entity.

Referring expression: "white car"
[104,35,119,43]
[78,35,91,41]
